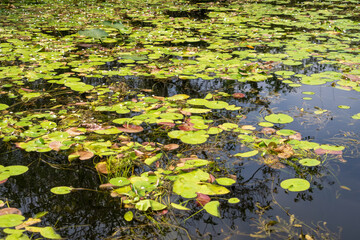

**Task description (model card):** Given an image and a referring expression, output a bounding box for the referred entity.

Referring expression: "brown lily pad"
[95,162,108,174]
[118,124,144,133]
[157,122,175,129]
[66,127,85,136]
[178,123,196,131]
[78,151,95,160]
[196,193,211,206]
[49,141,62,151]
[163,144,179,151]
[233,93,245,98]
[261,127,276,134]
[314,148,342,155]
[0,208,22,216]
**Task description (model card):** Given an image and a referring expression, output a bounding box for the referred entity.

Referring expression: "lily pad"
[352,113,360,119]
[234,150,258,157]
[264,114,294,124]
[203,201,220,217]
[299,158,321,167]
[109,177,130,187]
[216,177,236,186]
[78,29,108,39]
[280,178,310,192]
[170,203,190,211]
[205,101,229,109]
[0,214,25,228]
[338,105,350,109]
[124,211,134,221]
[50,186,73,195]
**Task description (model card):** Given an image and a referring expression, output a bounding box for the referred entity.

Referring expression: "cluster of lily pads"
[0,0,358,238]
[0,165,61,239]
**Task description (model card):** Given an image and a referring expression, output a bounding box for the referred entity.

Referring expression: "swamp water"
[0,0,360,239]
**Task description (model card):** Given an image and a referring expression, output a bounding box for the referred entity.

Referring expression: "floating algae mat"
[0,0,360,239]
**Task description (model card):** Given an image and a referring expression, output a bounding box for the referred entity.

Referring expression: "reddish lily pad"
[118,124,144,133]
[78,151,95,160]
[0,208,22,216]
[232,93,245,98]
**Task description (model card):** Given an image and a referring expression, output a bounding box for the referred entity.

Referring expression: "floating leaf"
[280,178,310,192]
[135,200,166,211]
[170,203,190,211]
[196,193,211,206]
[352,113,360,119]
[265,113,294,124]
[203,201,220,217]
[94,127,122,134]
[299,158,321,167]
[163,143,179,151]
[50,186,73,195]
[167,94,189,101]
[40,227,62,239]
[205,101,229,109]
[234,150,258,157]
[216,177,236,186]
[228,198,240,204]
[109,177,130,187]
[160,113,183,120]
[0,214,25,228]
[3,165,29,176]
[180,132,208,145]
[258,122,274,127]
[78,151,94,160]
[117,124,143,133]
[78,29,109,39]
[338,105,350,109]
[276,129,297,136]
[0,208,22,216]
[232,93,245,98]
[124,211,133,221]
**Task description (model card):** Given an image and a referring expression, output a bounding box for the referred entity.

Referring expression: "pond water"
[0,0,360,239]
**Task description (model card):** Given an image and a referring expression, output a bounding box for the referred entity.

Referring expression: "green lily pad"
[338,105,350,109]
[124,211,134,221]
[352,113,360,119]
[50,186,73,195]
[170,203,190,211]
[276,129,297,136]
[176,159,209,170]
[228,198,240,204]
[78,29,108,39]
[234,150,258,157]
[160,112,183,120]
[216,177,236,186]
[167,94,190,101]
[258,122,274,127]
[94,127,122,134]
[280,178,310,192]
[299,158,321,167]
[187,98,209,106]
[135,200,167,211]
[205,101,229,109]
[40,227,62,239]
[109,177,131,187]
[203,201,220,217]
[3,165,29,176]
[264,113,294,124]
[182,108,211,114]
[0,214,25,228]
[180,132,209,145]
